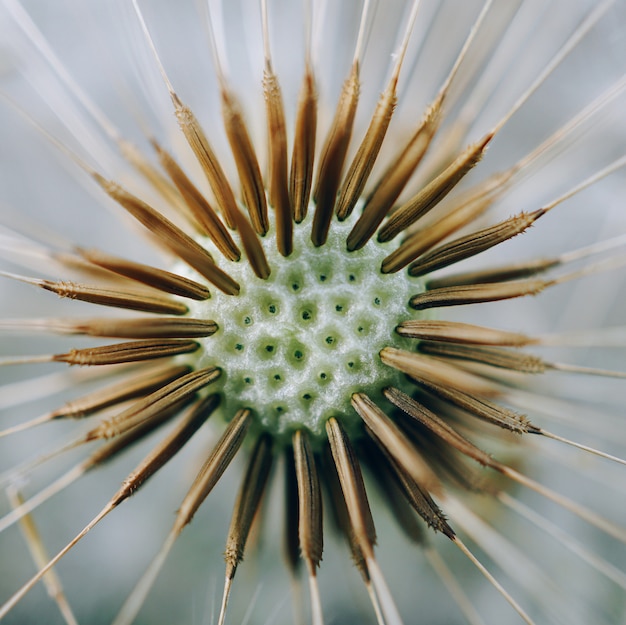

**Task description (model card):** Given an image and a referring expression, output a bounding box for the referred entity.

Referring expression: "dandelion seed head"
[1,0,626,624]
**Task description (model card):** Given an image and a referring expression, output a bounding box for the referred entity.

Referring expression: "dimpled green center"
[188,211,422,444]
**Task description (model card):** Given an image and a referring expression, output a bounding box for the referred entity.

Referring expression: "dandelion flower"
[1,0,626,623]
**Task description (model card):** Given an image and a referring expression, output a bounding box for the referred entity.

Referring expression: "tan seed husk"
[396,320,534,346]
[410,279,548,310]
[409,210,543,278]
[151,138,241,260]
[50,364,191,420]
[10,318,217,339]
[220,88,268,235]
[326,417,376,559]
[264,68,293,256]
[293,430,323,570]
[94,175,239,295]
[171,94,238,229]
[113,394,221,505]
[230,203,271,279]
[224,434,274,575]
[335,76,397,221]
[418,342,547,374]
[52,339,199,367]
[78,247,211,300]
[425,257,559,288]
[378,132,493,242]
[370,433,455,539]
[321,448,368,579]
[86,367,220,441]
[351,393,441,495]
[312,63,360,246]
[40,280,188,315]
[174,407,251,530]
[380,346,500,397]
[290,63,317,223]
[381,188,496,273]
[283,448,300,573]
[347,96,442,251]
[119,139,190,223]
[415,381,538,434]
[67,317,217,339]
[384,387,498,468]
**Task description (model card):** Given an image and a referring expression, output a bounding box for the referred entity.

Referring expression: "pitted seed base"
[187,212,423,443]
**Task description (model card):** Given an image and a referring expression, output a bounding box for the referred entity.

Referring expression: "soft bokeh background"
[1,0,625,623]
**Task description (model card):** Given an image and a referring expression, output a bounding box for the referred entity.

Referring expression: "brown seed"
[220,88,268,235]
[77,247,211,300]
[326,417,376,559]
[171,94,239,229]
[351,393,441,494]
[409,279,548,310]
[396,320,534,346]
[290,63,317,223]
[312,63,360,246]
[264,67,293,256]
[39,279,188,315]
[409,211,543,278]
[378,132,493,243]
[293,430,323,570]
[52,339,199,367]
[151,138,241,261]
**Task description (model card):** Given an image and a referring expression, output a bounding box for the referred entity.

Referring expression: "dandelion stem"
[452,536,536,625]
[536,430,626,467]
